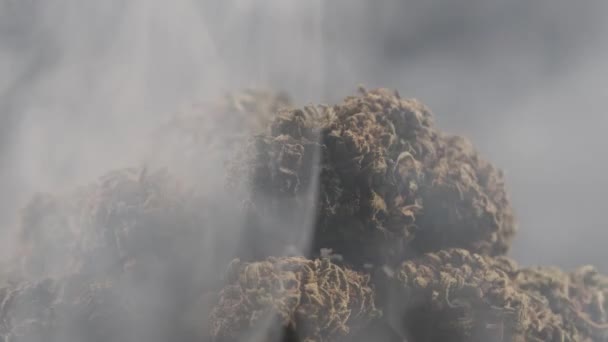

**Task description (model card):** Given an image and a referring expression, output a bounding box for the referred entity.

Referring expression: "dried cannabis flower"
[512,265,608,341]
[209,256,380,342]
[17,167,209,280]
[384,249,583,342]
[243,87,516,267]
[11,85,608,342]
[17,192,85,279]
[0,276,134,342]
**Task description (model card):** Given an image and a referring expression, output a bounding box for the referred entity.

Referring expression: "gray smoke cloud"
[1,0,608,341]
[3,0,606,268]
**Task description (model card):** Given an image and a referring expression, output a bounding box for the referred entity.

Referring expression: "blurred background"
[0,0,607,270]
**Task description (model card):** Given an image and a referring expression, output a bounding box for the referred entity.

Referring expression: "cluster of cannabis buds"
[2,87,607,342]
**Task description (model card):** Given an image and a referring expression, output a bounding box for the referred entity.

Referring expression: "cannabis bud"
[0,276,134,342]
[512,265,608,341]
[9,86,608,342]
[209,256,380,342]
[17,167,209,280]
[384,249,583,342]
[242,87,516,267]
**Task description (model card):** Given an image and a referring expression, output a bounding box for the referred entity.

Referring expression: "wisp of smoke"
[2,0,608,341]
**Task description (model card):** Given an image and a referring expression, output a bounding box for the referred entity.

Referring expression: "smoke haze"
[2,0,607,268]
[1,1,608,340]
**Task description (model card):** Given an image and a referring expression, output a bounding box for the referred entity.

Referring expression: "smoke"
[1,0,608,340]
[0,1,326,341]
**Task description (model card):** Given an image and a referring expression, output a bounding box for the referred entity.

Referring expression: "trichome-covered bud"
[243,87,516,267]
[17,189,91,279]
[513,265,608,341]
[384,249,582,342]
[17,167,209,280]
[209,256,380,342]
[0,276,134,342]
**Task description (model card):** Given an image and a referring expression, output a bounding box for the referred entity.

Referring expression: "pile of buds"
[2,87,607,342]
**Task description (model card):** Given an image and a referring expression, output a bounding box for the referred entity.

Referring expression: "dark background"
[1,0,607,270]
